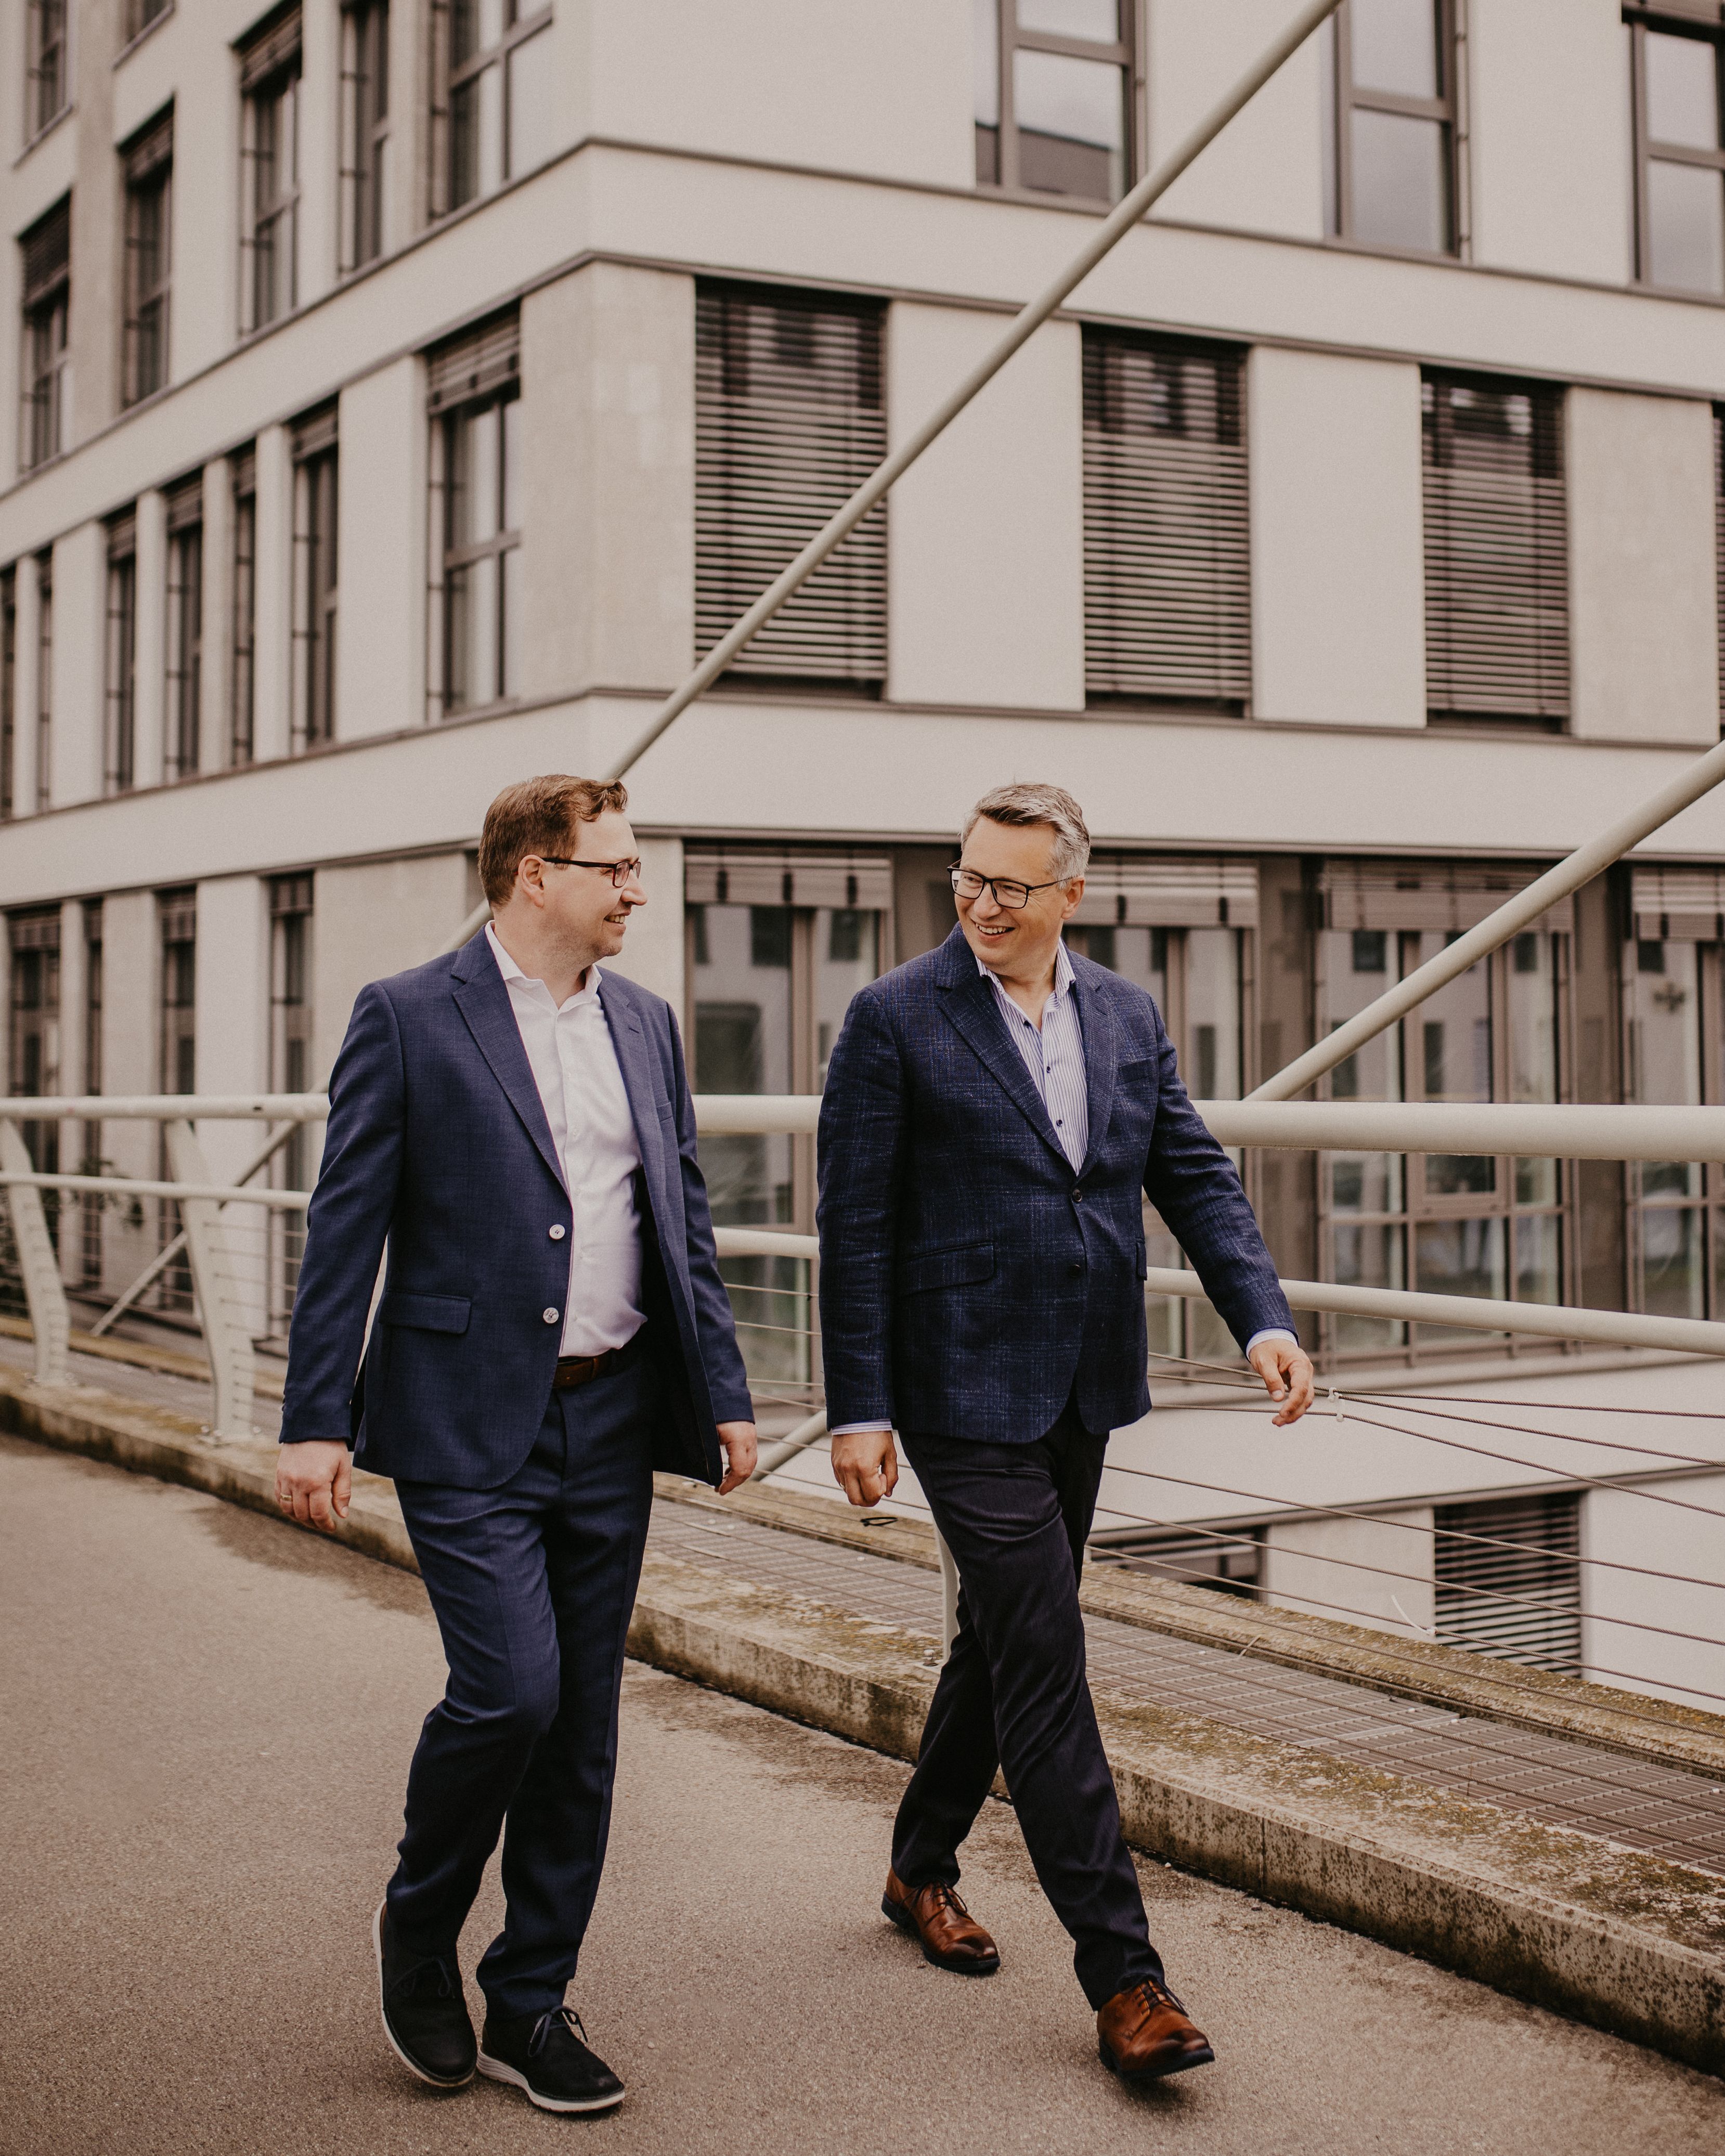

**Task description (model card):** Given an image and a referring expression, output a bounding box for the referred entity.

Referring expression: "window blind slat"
[1434,1494,1580,1672]
[427,311,521,412]
[684,846,892,910]
[239,4,303,92]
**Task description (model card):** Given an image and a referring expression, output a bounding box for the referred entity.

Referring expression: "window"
[341,0,390,270]
[80,899,102,1289]
[1717,407,1725,730]
[105,513,137,796]
[26,1,68,140]
[1082,329,1251,713]
[695,284,887,692]
[1434,1493,1581,1673]
[427,313,521,717]
[121,110,172,407]
[34,552,51,810]
[20,197,70,472]
[1315,862,1574,1366]
[239,7,302,334]
[164,476,202,783]
[267,874,313,1337]
[1422,372,1570,728]
[1320,0,1459,254]
[156,889,196,1310]
[291,407,338,750]
[974,0,1134,202]
[1,569,14,823]
[685,847,890,1393]
[430,0,554,218]
[1628,4,1725,295]
[8,908,61,1196]
[123,0,171,44]
[231,448,257,765]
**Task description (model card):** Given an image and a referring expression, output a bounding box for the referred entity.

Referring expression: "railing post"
[937,1530,960,1667]
[0,1118,69,1387]
[165,1119,257,1441]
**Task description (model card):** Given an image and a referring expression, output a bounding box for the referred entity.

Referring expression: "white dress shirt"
[829,938,1293,1437]
[486,924,645,1358]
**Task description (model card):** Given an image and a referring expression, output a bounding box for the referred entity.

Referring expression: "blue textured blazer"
[816,926,1293,1444]
[281,931,753,1489]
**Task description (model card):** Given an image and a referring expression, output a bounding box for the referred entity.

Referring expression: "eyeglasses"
[536,856,644,890]
[949,864,1066,911]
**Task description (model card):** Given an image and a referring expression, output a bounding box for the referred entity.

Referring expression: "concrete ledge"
[6,1371,1722,2079]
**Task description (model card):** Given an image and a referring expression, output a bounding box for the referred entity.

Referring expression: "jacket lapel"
[449,932,568,1191]
[596,972,667,1204]
[933,930,1071,1171]
[1070,959,1119,1178]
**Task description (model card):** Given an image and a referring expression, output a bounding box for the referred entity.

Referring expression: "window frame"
[1626,3,1725,296]
[103,515,137,797]
[291,417,338,753]
[163,479,203,784]
[1620,924,1725,1321]
[34,552,51,811]
[25,0,69,145]
[154,888,197,1311]
[238,15,303,337]
[1,568,14,824]
[121,112,173,409]
[19,197,70,474]
[1321,0,1463,257]
[230,449,257,767]
[429,0,554,221]
[427,363,521,721]
[974,0,1140,206]
[266,873,314,1340]
[340,0,391,272]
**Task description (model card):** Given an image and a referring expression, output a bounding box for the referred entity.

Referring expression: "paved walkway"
[3,1433,1722,2155]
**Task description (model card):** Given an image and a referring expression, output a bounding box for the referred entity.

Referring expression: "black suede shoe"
[373,1900,476,2089]
[478,2005,626,2114]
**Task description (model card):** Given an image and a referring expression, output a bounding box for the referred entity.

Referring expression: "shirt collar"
[486,921,603,1009]
[976,937,1075,1005]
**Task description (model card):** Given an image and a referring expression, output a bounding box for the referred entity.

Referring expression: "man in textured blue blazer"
[818,782,1313,2085]
[277,775,756,2117]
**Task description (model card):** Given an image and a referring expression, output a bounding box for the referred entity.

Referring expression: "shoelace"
[388,1952,458,2004]
[1135,1977,1189,2018]
[923,1884,972,1919]
[529,2005,589,2059]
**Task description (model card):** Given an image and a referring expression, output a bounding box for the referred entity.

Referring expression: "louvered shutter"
[1082,330,1252,711]
[427,311,520,413]
[1070,854,1259,928]
[1422,373,1570,724]
[239,4,302,92]
[1630,863,1725,941]
[1433,1493,1580,1672]
[684,847,892,911]
[695,283,886,686]
[20,198,70,307]
[1321,860,1574,936]
[1715,407,1724,728]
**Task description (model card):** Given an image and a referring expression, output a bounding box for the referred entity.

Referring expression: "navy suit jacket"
[816,926,1294,1444]
[280,931,753,1489]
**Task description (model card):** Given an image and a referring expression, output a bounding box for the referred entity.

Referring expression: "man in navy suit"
[817,782,1313,2084]
[277,775,756,2116]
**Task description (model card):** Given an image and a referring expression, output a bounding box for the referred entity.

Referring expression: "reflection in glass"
[1350,106,1448,253]
[1321,926,1403,1231]
[507,24,553,178]
[1014,48,1125,199]
[1645,30,1721,151]
[1018,0,1118,38]
[1514,1213,1561,1306]
[1350,0,1439,98]
[1074,925,1167,1008]
[815,908,878,1089]
[1643,1204,1706,1320]
[1333,1220,1405,1352]
[974,0,1000,181]
[1628,940,1704,1203]
[1646,158,1725,294]
[1416,1215,1506,1346]
[1186,928,1242,1100]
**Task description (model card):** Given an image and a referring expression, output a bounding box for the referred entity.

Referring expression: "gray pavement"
[2,1433,1721,2155]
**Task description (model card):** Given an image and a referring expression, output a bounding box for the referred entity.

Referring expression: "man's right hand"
[830,1428,898,1509]
[276,1440,352,1533]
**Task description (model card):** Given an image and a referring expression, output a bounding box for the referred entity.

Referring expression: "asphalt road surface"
[2,1433,1720,2155]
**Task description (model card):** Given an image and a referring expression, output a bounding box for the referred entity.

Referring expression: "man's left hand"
[1247,1338,1315,1426]
[715,1421,758,1495]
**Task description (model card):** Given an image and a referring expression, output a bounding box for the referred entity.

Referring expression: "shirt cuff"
[1244,1328,1298,1357]
[829,1421,893,1436]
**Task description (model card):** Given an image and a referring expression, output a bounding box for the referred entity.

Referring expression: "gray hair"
[961,783,1091,884]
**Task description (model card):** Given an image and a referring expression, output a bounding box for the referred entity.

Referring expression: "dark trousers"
[386,1357,656,2019]
[893,1401,1163,2010]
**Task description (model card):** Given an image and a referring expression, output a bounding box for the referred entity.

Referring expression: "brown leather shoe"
[881,1867,1000,1975]
[1097,1977,1215,2080]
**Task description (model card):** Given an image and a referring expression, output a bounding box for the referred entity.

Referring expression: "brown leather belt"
[552,1334,642,1392]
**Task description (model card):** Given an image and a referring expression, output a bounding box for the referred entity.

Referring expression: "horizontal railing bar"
[712,1228,821,1259]
[0,1172,311,1209]
[695,1096,822,1136]
[1189,1099,1725,1161]
[0,1094,329,1121]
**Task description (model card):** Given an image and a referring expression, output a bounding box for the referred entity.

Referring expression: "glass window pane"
[500,543,522,699]
[506,24,554,179]
[1018,0,1118,41]
[1514,1213,1561,1306]
[1628,938,1705,1200]
[692,900,795,1228]
[1645,30,1721,151]
[975,0,1000,180]
[1321,926,1403,1219]
[1075,924,1166,1007]
[815,908,881,1089]
[500,397,522,532]
[1350,0,1440,99]
[1415,1214,1505,1302]
[1013,48,1125,200]
[478,56,505,197]
[1332,1219,1406,1353]
[1186,928,1242,1101]
[1411,932,1493,1196]
[1646,157,1725,294]
[450,75,482,207]
[1643,1204,1706,1319]
[1349,107,1448,251]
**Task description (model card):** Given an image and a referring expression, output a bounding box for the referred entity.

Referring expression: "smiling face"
[954,816,1084,982]
[520,807,646,965]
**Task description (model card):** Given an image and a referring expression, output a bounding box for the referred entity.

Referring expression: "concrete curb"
[5,1370,1722,2079]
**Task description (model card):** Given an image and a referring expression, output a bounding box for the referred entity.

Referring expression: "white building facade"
[5,1,1725,1690]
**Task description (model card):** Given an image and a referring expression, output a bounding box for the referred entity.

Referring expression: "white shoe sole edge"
[372,1900,475,2090]
[476,2051,626,2113]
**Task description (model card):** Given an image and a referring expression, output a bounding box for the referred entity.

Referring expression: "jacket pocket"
[896,1240,996,1296]
[379,1291,472,1335]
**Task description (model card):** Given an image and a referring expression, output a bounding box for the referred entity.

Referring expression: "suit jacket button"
[1069,1259,1084,1275]
[542,1307,560,1324]
[549,1225,566,1240]
[1072,1188,1084,1203]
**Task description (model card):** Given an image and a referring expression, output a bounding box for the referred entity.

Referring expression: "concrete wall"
[1263,1509,1437,1638]
[50,522,106,808]
[336,359,425,741]
[133,488,166,789]
[1567,391,1721,746]
[310,852,472,1085]
[520,263,696,701]
[887,304,1084,711]
[193,875,270,1186]
[1584,1476,1725,1710]
[1248,348,1426,729]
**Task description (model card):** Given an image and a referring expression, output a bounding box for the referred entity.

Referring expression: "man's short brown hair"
[477,775,629,907]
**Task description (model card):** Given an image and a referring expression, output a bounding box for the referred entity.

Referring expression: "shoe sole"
[881,1892,1000,1976]
[372,1901,475,2090]
[476,2050,626,2113]
[1099,2037,1216,2082]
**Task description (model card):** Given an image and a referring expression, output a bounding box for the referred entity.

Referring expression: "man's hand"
[716,1421,758,1496]
[830,1428,899,1509]
[1247,1337,1315,1427]
[276,1440,352,1532]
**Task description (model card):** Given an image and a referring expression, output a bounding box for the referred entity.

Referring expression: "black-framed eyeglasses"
[950,864,1065,911]
[535,856,644,889]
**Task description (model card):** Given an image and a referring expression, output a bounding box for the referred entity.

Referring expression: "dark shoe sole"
[1099,2036,1216,2082]
[880,1891,1000,1976]
[373,1901,475,2091]
[476,2051,626,2113]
